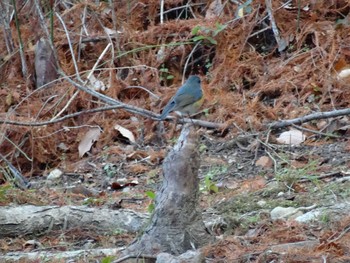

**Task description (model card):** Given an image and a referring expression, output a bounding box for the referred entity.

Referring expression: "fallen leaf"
[255,156,273,169]
[78,127,101,157]
[115,124,136,143]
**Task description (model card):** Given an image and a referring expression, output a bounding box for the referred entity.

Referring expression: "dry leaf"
[276,130,306,145]
[78,127,101,157]
[5,93,12,106]
[205,0,223,20]
[255,156,273,169]
[115,124,136,143]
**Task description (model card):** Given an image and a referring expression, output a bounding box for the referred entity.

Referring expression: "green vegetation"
[145,190,156,213]
[159,64,174,81]
[275,160,319,190]
[200,165,227,194]
[191,22,228,45]
[101,256,116,263]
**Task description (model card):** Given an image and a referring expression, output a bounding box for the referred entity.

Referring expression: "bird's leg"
[187,113,196,127]
[169,115,179,138]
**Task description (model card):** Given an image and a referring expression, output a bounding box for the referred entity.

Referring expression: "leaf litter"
[0,0,350,261]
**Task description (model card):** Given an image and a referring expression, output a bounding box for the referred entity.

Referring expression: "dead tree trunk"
[123,125,213,256]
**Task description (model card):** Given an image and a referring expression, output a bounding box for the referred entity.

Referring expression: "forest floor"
[1,0,350,262]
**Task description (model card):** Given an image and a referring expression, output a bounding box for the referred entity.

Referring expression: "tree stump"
[35,37,58,89]
[123,125,213,257]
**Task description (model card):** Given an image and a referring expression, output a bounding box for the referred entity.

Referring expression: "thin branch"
[0,1,15,53]
[268,108,350,129]
[11,0,27,77]
[159,2,205,16]
[55,12,82,82]
[0,133,32,161]
[291,123,341,138]
[62,71,160,118]
[265,0,287,52]
[77,4,88,62]
[0,153,31,189]
[327,224,350,243]
[0,106,123,126]
[160,0,164,24]
[51,43,112,121]
[34,0,50,39]
[183,40,201,83]
[125,86,160,99]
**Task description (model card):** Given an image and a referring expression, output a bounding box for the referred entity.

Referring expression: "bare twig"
[0,1,15,53]
[0,132,32,161]
[0,153,31,189]
[108,0,118,33]
[159,2,205,16]
[183,40,201,83]
[160,0,164,24]
[125,86,160,99]
[0,105,123,126]
[77,4,88,62]
[55,12,82,82]
[265,0,287,52]
[299,171,345,183]
[34,0,51,42]
[11,0,27,77]
[0,104,223,130]
[268,108,350,129]
[51,43,112,121]
[327,224,350,243]
[290,123,341,138]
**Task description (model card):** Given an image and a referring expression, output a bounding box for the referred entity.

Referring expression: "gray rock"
[295,210,321,223]
[270,206,303,220]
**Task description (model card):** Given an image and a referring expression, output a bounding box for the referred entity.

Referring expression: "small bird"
[160,75,203,120]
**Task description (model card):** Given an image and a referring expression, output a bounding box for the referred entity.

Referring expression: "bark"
[35,37,58,88]
[123,125,214,256]
[0,205,148,238]
[0,248,122,262]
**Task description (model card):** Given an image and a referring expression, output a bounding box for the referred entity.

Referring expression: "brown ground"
[1,0,350,262]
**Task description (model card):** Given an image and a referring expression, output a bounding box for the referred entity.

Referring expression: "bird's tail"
[160,100,176,120]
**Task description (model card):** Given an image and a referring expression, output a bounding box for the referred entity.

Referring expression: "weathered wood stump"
[123,125,213,257]
[35,37,58,89]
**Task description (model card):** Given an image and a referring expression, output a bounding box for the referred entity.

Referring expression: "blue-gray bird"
[160,75,203,120]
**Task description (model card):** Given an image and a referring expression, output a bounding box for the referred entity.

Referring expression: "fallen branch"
[268,108,350,129]
[1,67,349,131]
[0,205,148,238]
[1,248,122,262]
[0,105,123,126]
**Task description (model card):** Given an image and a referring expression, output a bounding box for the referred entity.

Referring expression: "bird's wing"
[173,92,198,109]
